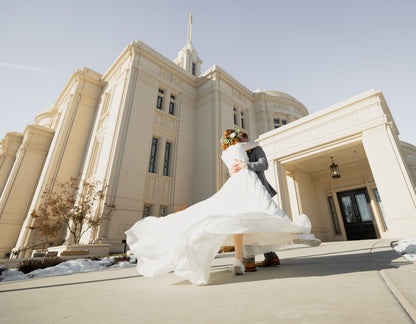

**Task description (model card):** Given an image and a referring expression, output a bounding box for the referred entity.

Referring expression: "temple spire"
[187,10,193,44]
[174,9,202,76]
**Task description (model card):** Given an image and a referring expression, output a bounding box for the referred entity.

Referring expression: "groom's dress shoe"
[242,261,257,272]
[256,256,280,267]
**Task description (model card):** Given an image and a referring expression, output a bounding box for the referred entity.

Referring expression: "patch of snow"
[29,259,111,279]
[110,261,135,268]
[129,255,137,264]
[0,255,137,282]
[0,268,27,282]
[392,237,416,263]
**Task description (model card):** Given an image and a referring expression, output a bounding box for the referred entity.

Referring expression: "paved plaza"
[0,239,415,323]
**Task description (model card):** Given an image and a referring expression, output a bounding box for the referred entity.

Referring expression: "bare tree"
[29,203,63,250]
[30,176,115,245]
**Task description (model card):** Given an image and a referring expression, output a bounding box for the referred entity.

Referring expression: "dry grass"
[218,246,235,253]
[111,254,135,265]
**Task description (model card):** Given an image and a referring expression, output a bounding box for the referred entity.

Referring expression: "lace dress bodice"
[221,142,258,171]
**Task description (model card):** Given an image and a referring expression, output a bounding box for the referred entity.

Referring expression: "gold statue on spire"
[187,10,193,44]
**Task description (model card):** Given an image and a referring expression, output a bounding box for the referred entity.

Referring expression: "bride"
[125,128,320,285]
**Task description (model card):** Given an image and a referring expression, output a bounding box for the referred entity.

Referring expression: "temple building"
[0,14,415,258]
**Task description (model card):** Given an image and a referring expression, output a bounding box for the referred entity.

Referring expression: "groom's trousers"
[242,251,277,263]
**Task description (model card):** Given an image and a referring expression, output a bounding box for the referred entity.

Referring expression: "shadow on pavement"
[0,274,143,293]
[199,248,408,286]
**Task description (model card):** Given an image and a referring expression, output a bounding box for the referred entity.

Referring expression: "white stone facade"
[0,22,415,257]
[258,90,416,241]
[0,35,308,257]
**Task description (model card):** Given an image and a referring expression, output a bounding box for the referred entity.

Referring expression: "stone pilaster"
[0,125,54,258]
[362,124,416,237]
[0,132,23,198]
[12,68,104,257]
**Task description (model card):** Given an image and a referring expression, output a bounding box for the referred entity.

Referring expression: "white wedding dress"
[126,142,320,285]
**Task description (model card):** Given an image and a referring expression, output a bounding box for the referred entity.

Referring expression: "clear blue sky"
[1,0,415,145]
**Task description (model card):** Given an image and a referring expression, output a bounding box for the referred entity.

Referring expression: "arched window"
[156,88,164,110]
[169,95,176,115]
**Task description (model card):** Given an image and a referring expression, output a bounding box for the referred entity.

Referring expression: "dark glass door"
[337,188,377,240]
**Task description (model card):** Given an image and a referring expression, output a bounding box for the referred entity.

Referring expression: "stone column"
[164,88,171,113]
[12,68,104,257]
[284,169,298,220]
[273,161,291,216]
[362,124,416,237]
[0,132,23,197]
[193,76,219,202]
[0,125,54,258]
[265,110,274,132]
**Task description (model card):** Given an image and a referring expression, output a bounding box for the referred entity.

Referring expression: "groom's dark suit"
[246,146,277,197]
[243,144,279,265]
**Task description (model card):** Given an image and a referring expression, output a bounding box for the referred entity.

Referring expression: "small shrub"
[18,257,64,274]
[88,256,101,261]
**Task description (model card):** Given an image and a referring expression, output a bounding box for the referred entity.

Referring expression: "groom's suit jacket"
[246,146,277,197]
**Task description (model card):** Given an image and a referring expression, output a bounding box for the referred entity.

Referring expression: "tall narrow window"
[274,118,287,128]
[274,118,280,128]
[143,205,152,218]
[148,137,158,173]
[159,206,167,217]
[328,196,341,234]
[169,95,176,115]
[241,111,245,129]
[156,88,164,109]
[233,108,238,125]
[192,63,196,75]
[163,142,171,176]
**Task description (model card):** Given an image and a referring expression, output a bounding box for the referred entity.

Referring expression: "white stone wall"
[259,90,416,240]
[0,40,324,255]
[11,68,104,257]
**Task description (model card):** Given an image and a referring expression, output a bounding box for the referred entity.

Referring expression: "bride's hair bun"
[220,128,241,150]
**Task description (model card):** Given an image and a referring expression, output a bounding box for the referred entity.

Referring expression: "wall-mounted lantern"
[330,156,341,179]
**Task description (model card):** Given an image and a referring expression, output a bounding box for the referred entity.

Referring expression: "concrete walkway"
[0,239,415,324]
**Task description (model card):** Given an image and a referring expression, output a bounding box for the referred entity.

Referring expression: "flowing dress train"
[125,142,320,284]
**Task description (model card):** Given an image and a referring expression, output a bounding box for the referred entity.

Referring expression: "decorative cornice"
[258,90,387,142]
[253,90,309,116]
[0,132,23,154]
[55,67,104,108]
[103,42,198,84]
[22,124,54,139]
[198,65,254,98]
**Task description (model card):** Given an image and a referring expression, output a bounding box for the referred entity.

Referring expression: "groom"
[231,131,280,272]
